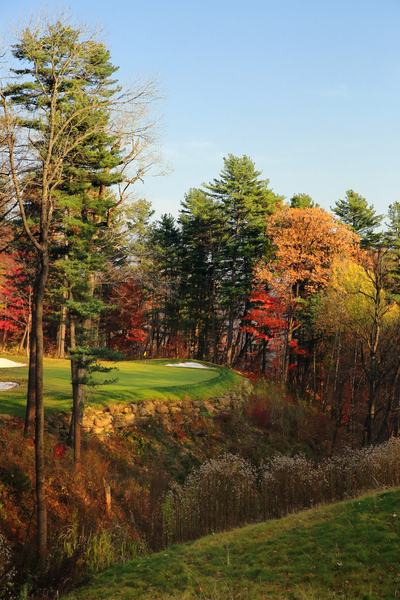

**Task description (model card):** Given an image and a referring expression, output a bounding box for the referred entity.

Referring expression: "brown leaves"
[256,206,360,305]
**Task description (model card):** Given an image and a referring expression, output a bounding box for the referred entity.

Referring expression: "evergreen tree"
[290,193,318,209]
[385,201,400,251]
[148,214,182,355]
[203,154,282,365]
[179,188,225,360]
[383,201,400,300]
[332,190,383,248]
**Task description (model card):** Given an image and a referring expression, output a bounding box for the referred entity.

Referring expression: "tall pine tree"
[203,154,282,365]
[332,190,383,249]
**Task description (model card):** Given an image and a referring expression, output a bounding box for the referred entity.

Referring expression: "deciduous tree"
[256,206,359,382]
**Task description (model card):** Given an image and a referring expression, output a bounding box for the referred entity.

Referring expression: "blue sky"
[4,0,400,223]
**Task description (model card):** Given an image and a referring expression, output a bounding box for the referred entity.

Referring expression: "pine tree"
[383,201,400,300]
[148,214,182,356]
[0,10,162,556]
[290,193,318,209]
[179,188,225,360]
[204,154,282,365]
[332,190,383,249]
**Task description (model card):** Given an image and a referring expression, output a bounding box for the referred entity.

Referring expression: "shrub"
[163,438,400,544]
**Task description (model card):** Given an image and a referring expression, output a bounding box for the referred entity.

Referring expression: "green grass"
[62,487,400,600]
[0,356,244,417]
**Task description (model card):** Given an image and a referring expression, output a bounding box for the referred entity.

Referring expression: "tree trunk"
[226,305,235,366]
[283,313,296,384]
[34,251,49,558]
[57,289,67,358]
[323,329,337,413]
[331,331,341,420]
[69,301,81,469]
[24,300,36,438]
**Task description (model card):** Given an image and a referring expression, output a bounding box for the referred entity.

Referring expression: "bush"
[163,438,400,544]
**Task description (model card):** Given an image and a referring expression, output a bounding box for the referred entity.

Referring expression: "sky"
[3,0,400,223]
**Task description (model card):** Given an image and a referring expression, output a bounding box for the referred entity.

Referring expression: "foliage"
[332,189,383,249]
[290,193,318,209]
[254,206,359,381]
[327,257,400,329]
[149,155,283,365]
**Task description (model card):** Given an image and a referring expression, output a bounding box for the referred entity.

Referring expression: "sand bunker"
[0,358,27,368]
[0,359,26,390]
[0,382,19,391]
[165,362,215,369]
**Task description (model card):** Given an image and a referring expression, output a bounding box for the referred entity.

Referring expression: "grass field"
[0,356,244,417]
[62,487,400,600]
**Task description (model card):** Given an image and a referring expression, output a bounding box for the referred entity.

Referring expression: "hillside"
[62,487,400,600]
[1,370,399,600]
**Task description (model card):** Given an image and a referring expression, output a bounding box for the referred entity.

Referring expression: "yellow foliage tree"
[318,251,400,445]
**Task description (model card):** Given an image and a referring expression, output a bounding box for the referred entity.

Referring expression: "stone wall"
[44,378,253,439]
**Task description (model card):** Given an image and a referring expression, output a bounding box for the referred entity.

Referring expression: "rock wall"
[44,379,253,439]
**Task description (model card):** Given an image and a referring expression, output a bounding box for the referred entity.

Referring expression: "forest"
[2,7,400,600]
[2,113,400,451]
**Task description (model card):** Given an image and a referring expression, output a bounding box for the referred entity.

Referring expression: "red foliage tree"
[242,288,307,377]
[0,252,31,351]
[103,279,148,357]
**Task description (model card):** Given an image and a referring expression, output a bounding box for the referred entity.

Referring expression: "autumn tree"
[318,254,400,445]
[255,206,359,383]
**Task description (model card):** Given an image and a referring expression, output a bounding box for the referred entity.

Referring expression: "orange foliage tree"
[255,206,359,382]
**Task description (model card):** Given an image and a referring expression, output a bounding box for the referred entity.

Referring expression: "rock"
[138,408,151,417]
[91,426,104,435]
[113,414,136,427]
[156,405,169,414]
[218,397,231,406]
[108,404,124,415]
[94,416,112,427]
[0,414,13,421]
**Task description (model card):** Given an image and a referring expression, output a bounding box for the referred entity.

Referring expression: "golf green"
[0,357,244,416]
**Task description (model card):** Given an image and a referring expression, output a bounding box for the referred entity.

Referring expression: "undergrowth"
[0,381,391,598]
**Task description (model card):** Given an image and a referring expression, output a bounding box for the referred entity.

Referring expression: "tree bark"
[34,251,49,558]
[69,300,81,469]
[57,289,67,358]
[24,300,36,438]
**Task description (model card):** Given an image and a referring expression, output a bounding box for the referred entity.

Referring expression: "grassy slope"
[63,488,400,600]
[0,357,243,417]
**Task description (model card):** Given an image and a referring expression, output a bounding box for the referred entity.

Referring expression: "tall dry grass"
[163,437,400,544]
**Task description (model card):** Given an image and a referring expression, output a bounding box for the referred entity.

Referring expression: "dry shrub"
[164,454,258,544]
[164,438,400,544]
[246,382,333,454]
